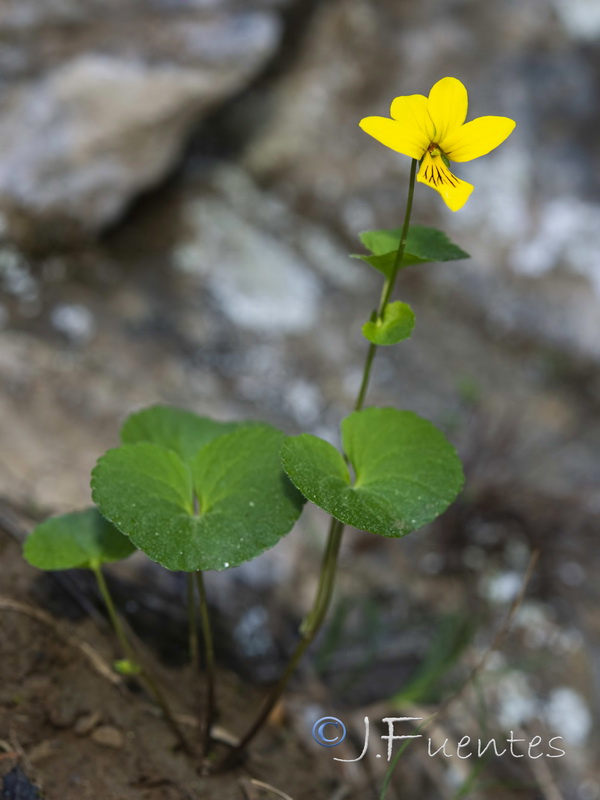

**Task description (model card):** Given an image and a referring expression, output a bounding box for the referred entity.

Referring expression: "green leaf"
[355,250,423,278]
[404,226,470,263]
[360,228,409,257]
[282,407,464,538]
[354,225,469,279]
[121,404,241,464]
[362,301,415,346]
[23,508,137,571]
[91,425,305,572]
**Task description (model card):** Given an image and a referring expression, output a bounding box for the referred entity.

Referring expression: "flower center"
[424,142,451,170]
[420,150,459,188]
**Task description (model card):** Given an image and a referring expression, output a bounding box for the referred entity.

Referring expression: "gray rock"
[550,0,600,41]
[50,302,96,344]
[0,2,282,233]
[173,165,365,335]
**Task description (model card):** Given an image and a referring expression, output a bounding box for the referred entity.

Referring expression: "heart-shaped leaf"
[362,301,415,346]
[23,508,137,571]
[353,225,469,279]
[91,424,305,572]
[282,407,463,537]
[121,404,242,464]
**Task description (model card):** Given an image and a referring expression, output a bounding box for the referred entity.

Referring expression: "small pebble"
[50,303,96,344]
[74,711,102,736]
[91,725,124,749]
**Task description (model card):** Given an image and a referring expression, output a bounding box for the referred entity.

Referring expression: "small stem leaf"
[120,404,243,464]
[23,508,137,571]
[353,225,470,279]
[91,427,305,572]
[362,301,415,346]
[354,251,421,277]
[404,226,470,262]
[360,227,410,255]
[282,408,464,538]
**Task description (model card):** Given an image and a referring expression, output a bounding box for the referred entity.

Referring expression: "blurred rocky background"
[1,0,599,798]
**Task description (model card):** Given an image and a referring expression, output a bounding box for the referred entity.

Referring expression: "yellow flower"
[359,77,516,211]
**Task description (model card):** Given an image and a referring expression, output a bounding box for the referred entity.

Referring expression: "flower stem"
[354,342,377,413]
[195,571,217,757]
[217,158,418,770]
[299,517,345,638]
[91,563,193,756]
[354,158,418,412]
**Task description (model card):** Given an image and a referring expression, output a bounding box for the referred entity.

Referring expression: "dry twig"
[437,548,541,717]
[238,778,296,800]
[518,726,566,800]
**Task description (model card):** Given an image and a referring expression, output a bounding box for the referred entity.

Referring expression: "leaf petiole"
[91,562,193,756]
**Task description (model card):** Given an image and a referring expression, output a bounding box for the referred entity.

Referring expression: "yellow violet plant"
[360,76,516,210]
[22,77,515,773]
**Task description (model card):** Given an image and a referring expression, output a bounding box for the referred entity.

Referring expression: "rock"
[173,164,365,335]
[176,194,321,335]
[550,0,600,40]
[91,724,124,749]
[0,1,283,236]
[50,302,96,344]
[73,711,102,736]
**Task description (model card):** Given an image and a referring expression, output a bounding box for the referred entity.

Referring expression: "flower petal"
[390,94,434,144]
[417,151,473,212]
[427,77,468,143]
[442,116,516,162]
[359,114,429,160]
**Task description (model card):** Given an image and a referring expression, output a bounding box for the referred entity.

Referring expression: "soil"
[0,526,353,800]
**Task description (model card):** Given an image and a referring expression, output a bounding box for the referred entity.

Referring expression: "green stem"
[378,159,418,314]
[217,158,418,770]
[354,342,377,413]
[187,573,199,671]
[354,158,418,412]
[92,562,136,666]
[300,517,345,637]
[195,571,217,757]
[91,563,193,756]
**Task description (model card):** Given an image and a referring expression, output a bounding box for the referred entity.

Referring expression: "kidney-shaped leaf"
[282,408,464,537]
[91,425,305,572]
[120,404,242,464]
[23,507,137,571]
